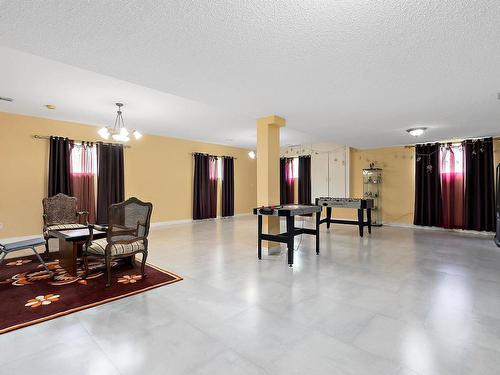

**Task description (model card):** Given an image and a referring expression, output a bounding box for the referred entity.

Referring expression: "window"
[70,143,97,223]
[217,157,222,180]
[292,157,299,179]
[70,143,97,175]
[440,144,463,174]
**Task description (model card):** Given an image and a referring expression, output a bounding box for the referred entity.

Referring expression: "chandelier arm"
[114,110,119,131]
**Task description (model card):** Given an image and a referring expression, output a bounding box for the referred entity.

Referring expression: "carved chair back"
[42,193,78,227]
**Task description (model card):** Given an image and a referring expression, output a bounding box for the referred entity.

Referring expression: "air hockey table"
[253,204,322,266]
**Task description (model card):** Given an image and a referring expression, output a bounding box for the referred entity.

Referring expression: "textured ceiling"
[0,0,500,148]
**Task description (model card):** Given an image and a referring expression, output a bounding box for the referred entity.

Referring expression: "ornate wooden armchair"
[42,193,88,257]
[83,197,153,287]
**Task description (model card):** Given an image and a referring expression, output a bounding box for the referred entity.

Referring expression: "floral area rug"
[0,255,182,334]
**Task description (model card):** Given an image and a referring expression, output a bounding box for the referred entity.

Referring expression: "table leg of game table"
[367,208,372,234]
[315,211,320,254]
[357,208,364,237]
[326,207,332,229]
[257,215,262,259]
[286,216,295,267]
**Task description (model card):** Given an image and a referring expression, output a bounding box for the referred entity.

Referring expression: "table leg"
[257,215,263,260]
[315,211,320,254]
[357,209,364,237]
[286,216,295,267]
[326,207,332,229]
[58,239,78,276]
[367,208,372,234]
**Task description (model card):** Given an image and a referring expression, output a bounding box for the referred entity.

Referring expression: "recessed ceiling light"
[0,96,13,102]
[406,127,427,137]
[45,104,56,110]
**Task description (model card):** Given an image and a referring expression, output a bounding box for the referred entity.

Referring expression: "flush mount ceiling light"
[98,103,142,142]
[45,104,56,110]
[248,150,256,159]
[406,127,427,137]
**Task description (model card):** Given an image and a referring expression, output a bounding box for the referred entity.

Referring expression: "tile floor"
[1,216,500,375]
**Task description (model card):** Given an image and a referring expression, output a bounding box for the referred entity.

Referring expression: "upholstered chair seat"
[43,223,87,236]
[84,238,145,256]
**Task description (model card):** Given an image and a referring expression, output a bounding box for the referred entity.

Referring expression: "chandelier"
[98,103,142,142]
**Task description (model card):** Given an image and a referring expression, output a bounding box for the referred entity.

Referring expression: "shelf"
[362,168,382,225]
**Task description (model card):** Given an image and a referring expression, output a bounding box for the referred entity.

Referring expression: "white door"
[329,149,348,198]
[311,152,329,201]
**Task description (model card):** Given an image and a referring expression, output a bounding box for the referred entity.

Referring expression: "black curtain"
[96,143,125,224]
[463,138,496,231]
[222,157,234,217]
[298,155,312,205]
[193,154,218,219]
[48,136,72,196]
[414,143,442,226]
[193,153,210,219]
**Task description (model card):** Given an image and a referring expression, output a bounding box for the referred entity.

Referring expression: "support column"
[256,115,286,253]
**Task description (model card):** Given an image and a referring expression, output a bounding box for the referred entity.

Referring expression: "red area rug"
[0,255,182,334]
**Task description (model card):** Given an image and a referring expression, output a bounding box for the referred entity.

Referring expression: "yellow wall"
[0,112,257,238]
[345,141,500,225]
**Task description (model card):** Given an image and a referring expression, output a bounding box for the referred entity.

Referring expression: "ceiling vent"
[0,96,13,102]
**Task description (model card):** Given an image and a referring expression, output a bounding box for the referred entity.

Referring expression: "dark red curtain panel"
[298,155,312,205]
[222,157,234,217]
[280,157,294,204]
[96,143,125,224]
[208,156,218,218]
[48,136,73,197]
[193,153,210,219]
[414,143,442,226]
[463,138,495,231]
[440,144,464,229]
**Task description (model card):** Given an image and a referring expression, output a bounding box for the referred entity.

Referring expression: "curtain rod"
[33,135,132,148]
[191,152,237,159]
[403,136,500,149]
[280,154,312,158]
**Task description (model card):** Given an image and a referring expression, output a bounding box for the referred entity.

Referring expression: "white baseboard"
[150,213,252,229]
[150,219,193,228]
[383,222,494,237]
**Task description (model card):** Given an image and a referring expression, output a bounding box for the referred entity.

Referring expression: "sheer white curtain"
[70,143,97,223]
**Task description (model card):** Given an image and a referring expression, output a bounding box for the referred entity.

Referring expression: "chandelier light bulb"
[98,127,110,139]
[133,130,142,140]
[120,127,129,137]
[112,134,130,142]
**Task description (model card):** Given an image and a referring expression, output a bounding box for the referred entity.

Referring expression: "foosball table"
[315,197,374,237]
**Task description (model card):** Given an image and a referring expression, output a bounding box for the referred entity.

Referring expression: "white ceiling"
[0,1,500,148]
